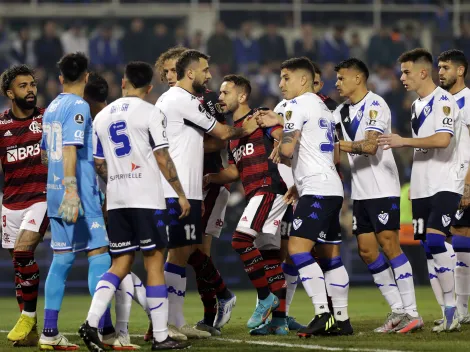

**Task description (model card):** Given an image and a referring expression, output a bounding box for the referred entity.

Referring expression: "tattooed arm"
[93,157,108,183]
[41,150,48,166]
[279,130,301,159]
[339,130,380,155]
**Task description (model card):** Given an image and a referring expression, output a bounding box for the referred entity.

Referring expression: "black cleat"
[332,319,354,336]
[78,321,105,352]
[151,336,189,350]
[297,312,337,338]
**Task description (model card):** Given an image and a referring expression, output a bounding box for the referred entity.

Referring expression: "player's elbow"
[153,148,169,167]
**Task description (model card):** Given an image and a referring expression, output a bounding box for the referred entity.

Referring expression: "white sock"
[164,263,187,328]
[368,253,403,313]
[22,311,36,318]
[324,265,349,321]
[452,236,470,316]
[390,253,418,317]
[147,285,169,343]
[282,263,298,316]
[296,262,329,314]
[446,242,457,268]
[87,273,120,328]
[433,251,456,307]
[131,272,149,315]
[115,274,133,334]
[427,257,445,317]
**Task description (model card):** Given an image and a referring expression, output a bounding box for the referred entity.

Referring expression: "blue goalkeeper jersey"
[41,93,102,218]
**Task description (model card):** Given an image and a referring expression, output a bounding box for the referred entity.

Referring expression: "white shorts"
[203,185,230,238]
[2,202,48,249]
[237,192,288,237]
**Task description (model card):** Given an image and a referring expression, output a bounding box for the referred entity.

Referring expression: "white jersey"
[156,86,217,200]
[274,99,294,188]
[410,86,464,199]
[283,92,343,198]
[334,91,400,200]
[454,87,470,165]
[93,97,168,210]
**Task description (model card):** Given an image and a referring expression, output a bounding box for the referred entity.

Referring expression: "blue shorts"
[50,216,109,252]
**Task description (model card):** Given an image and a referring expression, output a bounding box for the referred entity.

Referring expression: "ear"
[458,66,465,77]
[6,89,14,100]
[59,75,64,85]
[187,68,194,81]
[300,74,307,87]
[147,84,154,94]
[319,80,324,91]
[121,78,126,90]
[84,72,89,84]
[238,92,247,104]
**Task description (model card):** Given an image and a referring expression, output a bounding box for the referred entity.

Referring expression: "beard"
[192,80,206,95]
[14,95,37,110]
[440,76,457,91]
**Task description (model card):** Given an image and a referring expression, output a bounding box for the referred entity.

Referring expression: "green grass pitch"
[0,287,468,351]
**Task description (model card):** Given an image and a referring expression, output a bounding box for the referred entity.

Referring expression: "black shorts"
[166,198,202,249]
[107,208,167,254]
[280,204,294,240]
[412,191,462,241]
[353,197,400,236]
[451,208,470,228]
[290,195,343,244]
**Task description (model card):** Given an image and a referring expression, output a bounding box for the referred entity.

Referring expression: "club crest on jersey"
[293,218,302,230]
[215,103,223,114]
[378,212,389,225]
[356,110,363,121]
[369,110,378,119]
[285,111,292,121]
[442,214,451,227]
[29,121,41,134]
[423,106,431,117]
[456,209,464,220]
[74,114,84,124]
[443,106,451,116]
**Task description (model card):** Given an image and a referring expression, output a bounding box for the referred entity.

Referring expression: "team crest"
[456,209,465,220]
[293,218,302,230]
[215,103,223,114]
[74,114,84,124]
[442,214,451,227]
[378,212,389,225]
[443,106,451,116]
[369,110,378,119]
[285,111,292,121]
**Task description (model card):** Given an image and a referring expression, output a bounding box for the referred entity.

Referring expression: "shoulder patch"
[369,110,378,119]
[285,111,292,121]
[74,113,84,124]
[443,106,451,116]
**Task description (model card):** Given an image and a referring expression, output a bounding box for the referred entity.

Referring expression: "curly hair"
[155,46,188,81]
[0,65,36,96]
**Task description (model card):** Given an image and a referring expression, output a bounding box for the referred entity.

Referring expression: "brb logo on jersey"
[232,143,254,163]
[6,143,40,162]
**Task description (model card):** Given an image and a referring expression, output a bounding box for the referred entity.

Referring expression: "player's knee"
[358,245,379,265]
[167,247,192,266]
[231,231,254,252]
[379,237,402,260]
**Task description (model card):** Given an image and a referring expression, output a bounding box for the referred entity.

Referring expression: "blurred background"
[0,0,466,293]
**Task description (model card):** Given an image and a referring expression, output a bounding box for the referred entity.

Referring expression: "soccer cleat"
[194,320,221,336]
[102,331,141,350]
[172,325,210,339]
[7,313,36,341]
[297,312,337,338]
[144,322,153,342]
[247,293,279,329]
[250,317,288,336]
[151,336,188,350]
[213,292,237,328]
[391,314,424,334]
[168,326,187,341]
[287,316,305,331]
[12,324,39,347]
[434,318,444,326]
[432,306,461,333]
[39,334,80,351]
[458,313,470,324]
[79,321,106,351]
[374,312,404,333]
[333,319,354,336]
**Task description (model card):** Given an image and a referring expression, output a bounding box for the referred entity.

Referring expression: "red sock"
[13,257,24,312]
[188,249,229,298]
[232,232,270,299]
[260,250,286,318]
[14,251,39,313]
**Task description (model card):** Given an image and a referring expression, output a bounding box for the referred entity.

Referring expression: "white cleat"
[168,325,188,341]
[374,312,404,333]
[174,324,211,339]
[433,318,444,326]
[458,313,470,324]
[102,331,141,350]
[38,334,79,351]
[432,307,461,333]
[214,293,237,329]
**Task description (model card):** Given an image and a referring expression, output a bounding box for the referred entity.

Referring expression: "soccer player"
[155,50,258,338]
[378,48,464,332]
[205,74,288,335]
[438,49,470,324]
[0,65,47,347]
[277,57,345,337]
[334,58,421,333]
[39,52,112,350]
[156,47,235,336]
[79,61,190,351]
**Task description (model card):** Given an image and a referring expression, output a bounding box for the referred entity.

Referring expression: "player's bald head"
[280,57,315,83]
[398,48,433,72]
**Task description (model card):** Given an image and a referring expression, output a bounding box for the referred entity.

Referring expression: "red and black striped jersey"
[200,89,226,175]
[0,107,47,210]
[228,110,287,200]
[317,93,338,112]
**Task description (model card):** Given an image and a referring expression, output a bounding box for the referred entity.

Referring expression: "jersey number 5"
[319,118,335,153]
[109,121,131,157]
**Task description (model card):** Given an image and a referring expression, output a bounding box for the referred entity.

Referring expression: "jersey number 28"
[109,121,131,157]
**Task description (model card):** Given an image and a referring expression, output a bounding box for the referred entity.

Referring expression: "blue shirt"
[41,93,102,218]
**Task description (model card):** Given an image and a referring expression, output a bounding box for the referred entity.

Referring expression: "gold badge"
[286,111,292,121]
[215,103,223,114]
[443,106,451,116]
[369,110,378,119]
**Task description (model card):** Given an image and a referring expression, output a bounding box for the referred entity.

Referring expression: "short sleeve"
[149,107,170,151]
[283,102,306,133]
[184,100,217,133]
[434,95,456,135]
[62,99,90,147]
[364,102,388,134]
[93,130,105,159]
